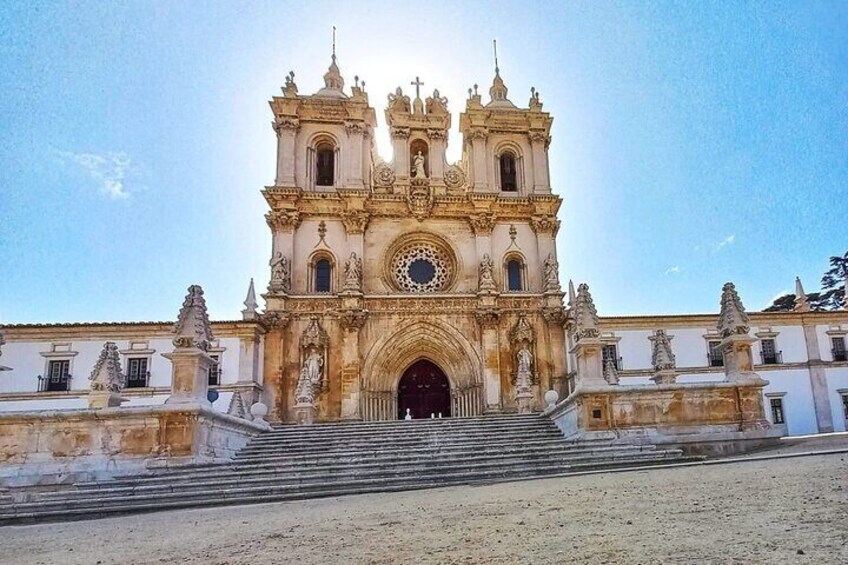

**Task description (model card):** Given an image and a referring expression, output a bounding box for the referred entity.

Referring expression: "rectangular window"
[769,397,785,425]
[761,339,781,365]
[126,357,149,388]
[601,344,620,370]
[708,340,724,367]
[832,337,847,362]
[842,394,848,421]
[208,355,221,386]
[42,360,71,392]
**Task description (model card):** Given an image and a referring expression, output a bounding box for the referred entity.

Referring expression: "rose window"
[391,241,452,292]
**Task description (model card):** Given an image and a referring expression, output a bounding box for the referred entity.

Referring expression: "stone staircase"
[0,414,694,524]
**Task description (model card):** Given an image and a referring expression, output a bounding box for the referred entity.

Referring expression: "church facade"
[1,55,847,437]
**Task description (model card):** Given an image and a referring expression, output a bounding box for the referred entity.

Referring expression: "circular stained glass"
[408,259,435,284]
[391,241,452,293]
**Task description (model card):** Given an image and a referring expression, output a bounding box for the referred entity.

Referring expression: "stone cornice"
[262,187,562,222]
[599,310,848,330]
[1,321,266,342]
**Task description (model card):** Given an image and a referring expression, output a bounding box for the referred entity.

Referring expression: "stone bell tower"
[259,48,567,424]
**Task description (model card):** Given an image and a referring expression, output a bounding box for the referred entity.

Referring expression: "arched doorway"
[397,359,451,420]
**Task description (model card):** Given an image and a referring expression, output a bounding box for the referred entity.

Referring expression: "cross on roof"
[410,76,424,99]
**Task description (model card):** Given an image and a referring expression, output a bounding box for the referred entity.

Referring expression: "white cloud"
[59,150,133,199]
[663,266,681,275]
[716,234,736,250]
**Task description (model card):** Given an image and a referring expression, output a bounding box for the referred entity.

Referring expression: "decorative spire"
[717,282,750,338]
[172,285,214,350]
[568,279,576,307]
[572,283,600,341]
[794,276,811,312]
[603,356,619,385]
[316,26,345,97]
[89,342,125,393]
[242,278,259,320]
[649,330,676,372]
[487,39,514,108]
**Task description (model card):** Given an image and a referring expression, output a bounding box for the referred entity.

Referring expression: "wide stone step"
[232,442,647,466]
[63,448,667,494]
[252,427,564,445]
[268,414,543,432]
[144,445,658,479]
[10,452,688,518]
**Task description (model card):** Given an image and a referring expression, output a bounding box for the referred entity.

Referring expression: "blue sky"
[0,1,846,323]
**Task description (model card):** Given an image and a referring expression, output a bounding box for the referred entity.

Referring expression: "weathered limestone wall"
[547,381,781,455]
[0,405,266,487]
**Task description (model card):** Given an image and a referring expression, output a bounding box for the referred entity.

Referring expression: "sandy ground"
[2,448,847,565]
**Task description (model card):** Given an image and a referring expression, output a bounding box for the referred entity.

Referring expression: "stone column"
[475,309,502,412]
[391,127,410,181]
[266,210,300,293]
[542,308,567,396]
[427,129,447,185]
[339,312,367,419]
[259,312,291,422]
[529,132,550,193]
[801,318,835,432]
[469,128,489,191]
[344,121,365,188]
[273,118,299,187]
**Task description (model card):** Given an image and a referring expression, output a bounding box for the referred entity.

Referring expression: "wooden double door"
[397,359,451,420]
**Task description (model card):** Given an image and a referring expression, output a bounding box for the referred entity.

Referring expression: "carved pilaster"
[339,309,369,330]
[474,308,500,327]
[541,306,565,325]
[344,120,366,136]
[469,127,488,141]
[427,129,447,140]
[530,215,560,237]
[265,210,301,233]
[273,117,300,135]
[261,311,291,330]
[468,213,495,236]
[340,210,370,234]
[390,126,410,139]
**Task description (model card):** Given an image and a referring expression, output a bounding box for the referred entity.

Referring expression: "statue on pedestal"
[344,252,362,291]
[269,252,290,293]
[412,151,427,179]
[479,254,496,292]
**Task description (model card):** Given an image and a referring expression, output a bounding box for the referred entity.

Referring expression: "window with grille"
[708,340,724,367]
[602,344,620,370]
[208,355,221,386]
[43,360,71,391]
[832,337,847,362]
[761,338,780,364]
[770,397,785,425]
[126,357,148,388]
[842,394,848,421]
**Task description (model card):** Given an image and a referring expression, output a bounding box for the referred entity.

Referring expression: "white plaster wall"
[616,330,652,371]
[667,328,714,368]
[761,369,818,436]
[825,366,848,432]
[217,337,241,384]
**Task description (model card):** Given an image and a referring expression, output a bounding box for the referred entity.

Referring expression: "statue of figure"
[295,351,324,405]
[543,253,561,292]
[516,347,533,390]
[412,151,427,179]
[479,253,496,292]
[344,252,362,291]
[269,252,290,292]
[517,347,533,375]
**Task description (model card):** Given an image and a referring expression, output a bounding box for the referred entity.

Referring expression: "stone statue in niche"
[543,253,561,293]
[479,253,496,292]
[516,347,533,389]
[269,252,290,292]
[412,151,427,179]
[344,252,362,291]
[295,351,324,406]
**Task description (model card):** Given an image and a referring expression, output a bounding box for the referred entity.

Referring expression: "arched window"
[316,143,335,187]
[315,259,332,293]
[499,152,518,192]
[309,253,335,293]
[506,259,523,291]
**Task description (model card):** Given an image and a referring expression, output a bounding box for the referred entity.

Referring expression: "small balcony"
[832,348,847,362]
[125,371,150,389]
[760,350,783,365]
[38,374,72,392]
[707,353,724,367]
